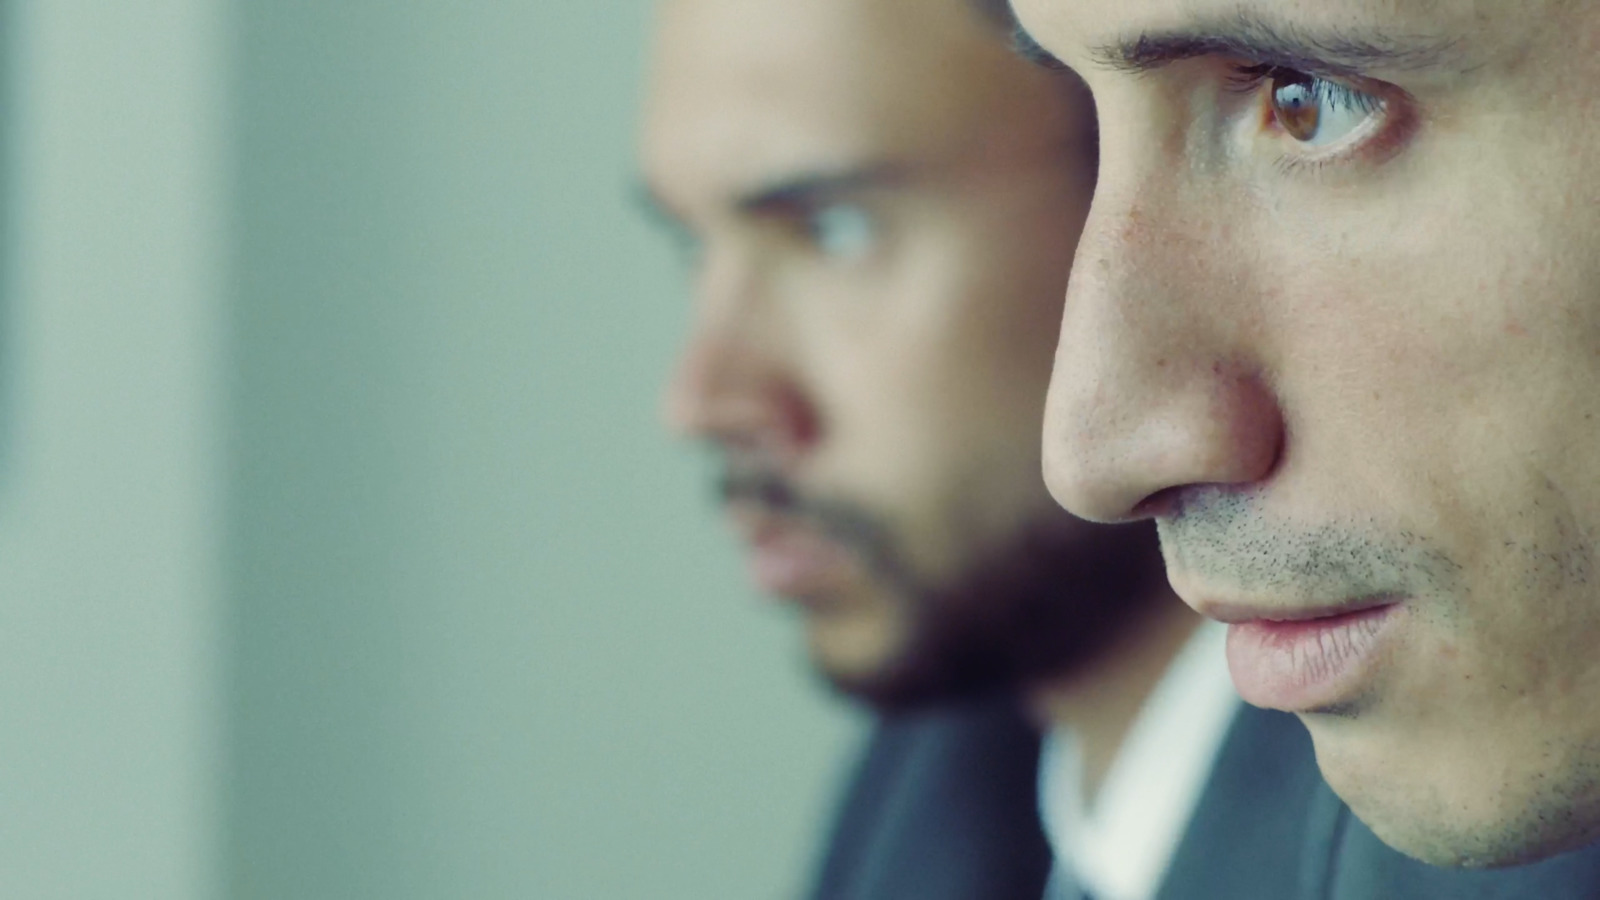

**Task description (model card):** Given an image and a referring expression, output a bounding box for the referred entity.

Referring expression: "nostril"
[774,385,822,452]
[1133,485,1185,519]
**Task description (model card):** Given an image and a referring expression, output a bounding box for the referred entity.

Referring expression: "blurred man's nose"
[1042,171,1283,523]
[660,255,820,462]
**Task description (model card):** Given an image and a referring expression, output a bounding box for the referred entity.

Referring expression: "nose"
[1042,184,1284,523]
[660,255,820,462]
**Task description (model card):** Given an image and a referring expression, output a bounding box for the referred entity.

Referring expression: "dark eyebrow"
[1095,12,1465,80]
[736,165,905,217]
[628,165,900,246]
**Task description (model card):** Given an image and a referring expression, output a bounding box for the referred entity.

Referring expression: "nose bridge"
[1072,174,1226,379]
[661,243,817,454]
[663,244,770,422]
[1043,165,1282,521]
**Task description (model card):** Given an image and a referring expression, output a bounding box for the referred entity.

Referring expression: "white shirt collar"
[1037,620,1239,900]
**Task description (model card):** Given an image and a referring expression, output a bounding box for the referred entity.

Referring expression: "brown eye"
[1260,68,1384,148]
[1269,71,1322,141]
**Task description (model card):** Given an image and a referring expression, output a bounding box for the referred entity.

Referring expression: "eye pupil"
[1269,72,1322,142]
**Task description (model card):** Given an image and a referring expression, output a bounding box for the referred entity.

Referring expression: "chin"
[1349,794,1600,870]
[1311,720,1600,868]
[803,605,904,686]
[804,614,996,714]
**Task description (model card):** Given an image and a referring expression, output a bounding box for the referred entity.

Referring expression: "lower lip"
[1225,603,1400,712]
[747,532,856,599]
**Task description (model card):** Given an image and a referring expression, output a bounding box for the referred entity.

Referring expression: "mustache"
[1159,487,1461,602]
[716,464,909,587]
[717,467,803,514]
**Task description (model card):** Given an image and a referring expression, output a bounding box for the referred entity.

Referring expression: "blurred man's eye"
[802,203,877,260]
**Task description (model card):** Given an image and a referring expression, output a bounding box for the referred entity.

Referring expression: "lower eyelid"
[1300,96,1417,171]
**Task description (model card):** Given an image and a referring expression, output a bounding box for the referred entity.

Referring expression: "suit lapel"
[1155,705,1326,900]
[808,716,921,899]
[808,696,1052,900]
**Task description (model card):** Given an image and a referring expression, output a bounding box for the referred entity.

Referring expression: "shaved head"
[645,0,1090,224]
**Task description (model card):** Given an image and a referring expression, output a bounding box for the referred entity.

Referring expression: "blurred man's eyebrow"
[1091,12,1466,79]
[736,165,906,216]
[628,167,901,239]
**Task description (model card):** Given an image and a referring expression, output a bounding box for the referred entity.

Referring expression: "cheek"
[808,330,1062,583]
[1224,80,1600,857]
[1435,471,1600,731]
[1256,145,1600,699]
[1260,139,1600,540]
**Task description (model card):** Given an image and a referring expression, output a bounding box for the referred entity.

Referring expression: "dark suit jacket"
[1156,702,1324,900]
[806,696,1321,900]
[806,696,1053,900]
[807,692,1600,899]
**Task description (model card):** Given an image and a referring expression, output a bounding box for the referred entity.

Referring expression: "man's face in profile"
[1018,0,1600,868]
[640,0,1161,709]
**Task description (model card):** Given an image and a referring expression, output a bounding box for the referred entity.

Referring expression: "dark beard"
[718,465,1169,712]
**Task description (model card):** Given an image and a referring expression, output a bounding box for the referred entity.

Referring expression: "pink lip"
[1222,601,1401,712]
[728,506,857,600]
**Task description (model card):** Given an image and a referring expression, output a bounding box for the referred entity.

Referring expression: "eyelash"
[1224,63,1377,107]
[1222,63,1290,91]
[1222,63,1394,174]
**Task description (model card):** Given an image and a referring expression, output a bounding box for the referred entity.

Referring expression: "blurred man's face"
[642,0,1160,709]
[1017,0,1600,867]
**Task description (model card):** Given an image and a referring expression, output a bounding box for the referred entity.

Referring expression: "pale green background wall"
[1,0,225,897]
[3,1,858,898]
[226,2,857,900]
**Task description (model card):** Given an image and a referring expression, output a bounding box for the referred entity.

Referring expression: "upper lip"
[725,501,817,549]
[1194,593,1403,625]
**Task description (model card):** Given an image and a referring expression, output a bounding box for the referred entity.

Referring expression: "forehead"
[1014,0,1501,67]
[641,0,1058,211]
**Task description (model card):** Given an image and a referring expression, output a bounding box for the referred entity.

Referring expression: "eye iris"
[1269,72,1322,142]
